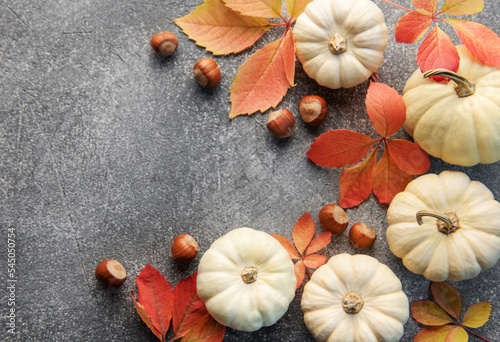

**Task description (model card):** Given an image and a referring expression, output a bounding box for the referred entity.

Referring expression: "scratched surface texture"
[0,0,499,341]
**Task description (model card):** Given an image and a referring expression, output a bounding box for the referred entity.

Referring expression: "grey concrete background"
[0,0,499,341]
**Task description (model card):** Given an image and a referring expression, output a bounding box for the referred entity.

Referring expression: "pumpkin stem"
[342,292,364,314]
[241,266,258,284]
[329,33,347,54]
[416,210,460,235]
[423,69,475,98]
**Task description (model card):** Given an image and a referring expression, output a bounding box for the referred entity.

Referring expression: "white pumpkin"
[387,171,500,282]
[294,0,388,89]
[403,46,500,166]
[196,227,296,332]
[301,253,409,342]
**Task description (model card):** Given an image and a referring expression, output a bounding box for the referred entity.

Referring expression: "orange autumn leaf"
[229,28,295,118]
[413,0,439,13]
[411,300,455,326]
[417,26,460,77]
[294,261,305,289]
[174,0,271,56]
[303,254,327,269]
[365,82,406,138]
[223,0,282,18]
[437,0,484,16]
[292,212,315,256]
[395,10,433,44]
[285,0,313,19]
[414,325,455,342]
[270,234,300,259]
[386,139,430,175]
[305,232,332,255]
[179,317,226,342]
[431,282,462,319]
[131,295,163,341]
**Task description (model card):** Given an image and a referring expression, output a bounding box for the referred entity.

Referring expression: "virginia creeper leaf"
[412,0,439,13]
[414,325,455,342]
[174,0,272,55]
[365,82,406,138]
[271,234,300,259]
[179,316,225,342]
[294,260,305,288]
[444,326,468,342]
[306,130,377,168]
[395,10,433,44]
[136,264,174,338]
[411,300,455,326]
[462,302,491,328]
[417,26,460,76]
[386,139,430,175]
[285,0,313,19]
[372,148,414,205]
[172,273,217,341]
[305,232,332,256]
[339,147,378,209]
[292,212,315,256]
[431,282,462,319]
[229,29,295,118]
[303,254,327,269]
[223,0,282,18]
[437,0,484,16]
[131,294,163,341]
[445,19,500,66]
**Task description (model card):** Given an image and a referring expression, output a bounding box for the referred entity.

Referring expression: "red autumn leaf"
[131,294,163,341]
[306,130,377,168]
[431,282,462,319]
[172,273,224,341]
[179,316,225,342]
[417,25,460,76]
[445,19,500,66]
[414,325,456,342]
[437,0,484,16]
[372,149,414,205]
[271,234,300,259]
[305,232,332,255]
[292,212,315,256]
[285,0,313,19]
[223,0,282,18]
[386,139,430,175]
[229,28,295,118]
[135,264,174,339]
[411,300,455,326]
[303,254,327,269]
[462,302,491,328]
[294,260,305,289]
[339,148,378,209]
[395,10,433,44]
[174,0,272,56]
[365,82,406,138]
[412,0,439,13]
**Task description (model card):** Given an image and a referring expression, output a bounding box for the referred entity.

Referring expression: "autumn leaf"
[413,0,439,14]
[172,273,225,342]
[437,0,484,16]
[272,212,331,288]
[307,82,430,208]
[416,26,460,78]
[132,264,174,341]
[411,282,492,342]
[394,10,433,44]
[174,0,272,55]
[284,0,313,19]
[229,28,295,118]
[223,0,282,18]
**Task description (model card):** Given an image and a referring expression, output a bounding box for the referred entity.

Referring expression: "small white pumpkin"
[387,171,500,282]
[403,46,500,166]
[301,253,409,342]
[294,0,389,89]
[196,227,296,332]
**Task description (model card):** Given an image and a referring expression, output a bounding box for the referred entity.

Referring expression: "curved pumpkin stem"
[423,69,475,98]
[416,210,460,235]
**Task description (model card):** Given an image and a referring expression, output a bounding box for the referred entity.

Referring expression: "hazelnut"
[193,58,221,88]
[319,204,349,234]
[349,223,377,249]
[298,95,328,126]
[267,109,295,138]
[95,259,127,289]
[151,32,178,57]
[170,234,199,261]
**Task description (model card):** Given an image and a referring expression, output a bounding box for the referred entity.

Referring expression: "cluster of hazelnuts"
[319,204,377,249]
[267,95,328,138]
[151,31,221,88]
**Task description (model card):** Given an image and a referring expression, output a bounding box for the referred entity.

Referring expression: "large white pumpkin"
[294,0,388,89]
[197,227,296,331]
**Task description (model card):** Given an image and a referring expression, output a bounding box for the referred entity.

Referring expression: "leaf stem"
[376,0,411,12]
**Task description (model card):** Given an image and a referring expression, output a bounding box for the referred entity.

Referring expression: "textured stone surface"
[0,0,499,341]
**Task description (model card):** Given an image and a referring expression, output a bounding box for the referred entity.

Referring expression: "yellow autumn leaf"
[223,0,282,18]
[462,302,491,328]
[285,0,313,19]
